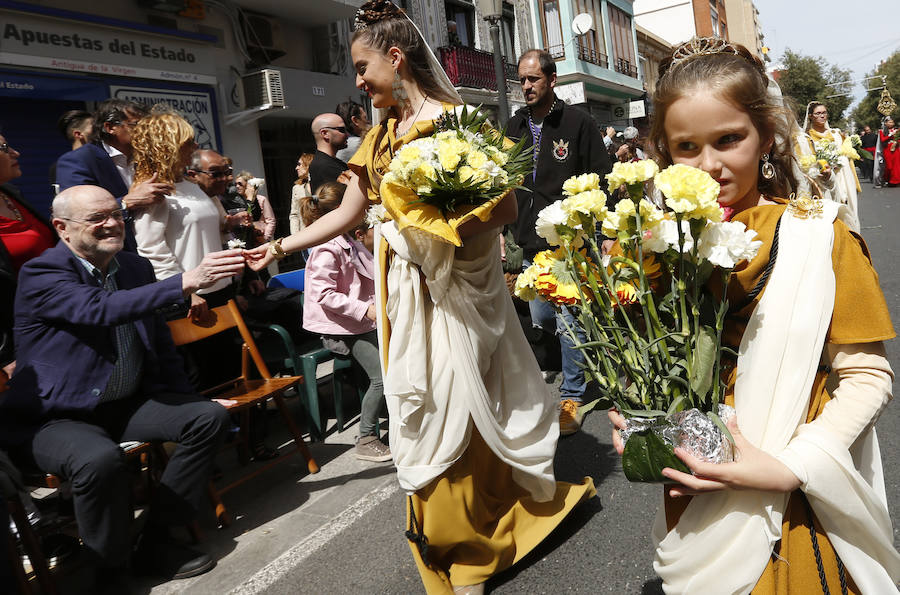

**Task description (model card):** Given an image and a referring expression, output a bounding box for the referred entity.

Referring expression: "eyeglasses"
[0,143,14,154]
[321,126,348,134]
[61,209,125,226]
[192,167,233,179]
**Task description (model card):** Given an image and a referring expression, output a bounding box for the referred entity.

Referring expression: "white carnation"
[535,201,570,247]
[226,238,246,249]
[644,219,692,253]
[698,221,762,268]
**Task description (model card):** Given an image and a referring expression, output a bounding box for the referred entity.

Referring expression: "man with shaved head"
[308,112,350,192]
[0,185,245,590]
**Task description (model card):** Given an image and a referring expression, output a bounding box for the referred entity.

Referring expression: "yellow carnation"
[563,189,608,220]
[437,144,460,170]
[458,165,476,183]
[654,164,721,220]
[396,144,421,165]
[606,159,659,189]
[467,150,488,169]
[562,172,601,196]
[798,154,816,169]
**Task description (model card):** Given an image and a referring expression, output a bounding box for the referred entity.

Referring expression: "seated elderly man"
[0,185,245,590]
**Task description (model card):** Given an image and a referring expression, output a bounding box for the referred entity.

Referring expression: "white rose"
[698,220,762,268]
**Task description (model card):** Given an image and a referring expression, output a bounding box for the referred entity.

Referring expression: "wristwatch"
[269,238,287,260]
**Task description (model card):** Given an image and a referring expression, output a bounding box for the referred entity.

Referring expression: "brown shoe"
[559,399,582,436]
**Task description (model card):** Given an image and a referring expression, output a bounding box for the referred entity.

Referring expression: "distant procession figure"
[876,116,900,187]
[243,1,595,592]
[797,101,861,232]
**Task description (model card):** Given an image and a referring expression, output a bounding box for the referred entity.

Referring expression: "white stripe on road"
[228,478,400,594]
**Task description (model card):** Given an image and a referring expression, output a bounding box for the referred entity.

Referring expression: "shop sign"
[110,85,220,150]
[0,11,215,79]
[555,82,586,105]
[0,52,216,85]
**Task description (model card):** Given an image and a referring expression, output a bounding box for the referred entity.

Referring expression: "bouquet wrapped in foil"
[515,161,763,481]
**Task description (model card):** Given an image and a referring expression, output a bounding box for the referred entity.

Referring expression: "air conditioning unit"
[241,69,285,109]
[241,12,287,64]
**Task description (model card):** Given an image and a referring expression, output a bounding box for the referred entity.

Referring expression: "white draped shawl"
[795,130,861,233]
[652,201,900,593]
[375,222,560,502]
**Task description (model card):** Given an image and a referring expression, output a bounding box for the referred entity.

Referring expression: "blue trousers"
[523,258,587,402]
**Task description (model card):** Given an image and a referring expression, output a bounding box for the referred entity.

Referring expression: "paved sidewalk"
[138,392,398,595]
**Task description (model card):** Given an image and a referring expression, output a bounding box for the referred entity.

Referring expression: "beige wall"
[723,0,764,58]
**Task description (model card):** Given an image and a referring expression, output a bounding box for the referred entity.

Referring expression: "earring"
[760,153,775,180]
[392,70,409,112]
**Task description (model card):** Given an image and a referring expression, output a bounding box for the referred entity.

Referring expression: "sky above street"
[755,0,900,109]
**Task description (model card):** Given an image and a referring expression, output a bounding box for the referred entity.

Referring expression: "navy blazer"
[55,143,137,251]
[0,242,194,446]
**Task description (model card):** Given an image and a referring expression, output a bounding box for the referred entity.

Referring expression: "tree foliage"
[851,50,900,130]
[777,49,852,126]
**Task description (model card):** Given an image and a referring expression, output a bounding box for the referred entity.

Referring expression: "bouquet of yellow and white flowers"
[515,160,763,482]
[383,106,532,225]
[813,138,842,172]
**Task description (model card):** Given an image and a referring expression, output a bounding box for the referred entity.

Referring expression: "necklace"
[527,99,559,181]
[0,189,23,222]
[397,95,429,138]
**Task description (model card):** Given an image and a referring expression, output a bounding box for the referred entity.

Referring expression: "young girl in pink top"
[301,182,389,462]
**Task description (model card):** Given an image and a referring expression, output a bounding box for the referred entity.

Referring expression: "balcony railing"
[576,41,608,68]
[545,44,565,60]
[615,57,639,78]
[439,45,517,90]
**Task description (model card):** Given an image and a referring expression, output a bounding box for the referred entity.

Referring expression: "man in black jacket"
[507,49,611,436]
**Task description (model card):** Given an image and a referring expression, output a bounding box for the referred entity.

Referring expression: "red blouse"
[0,196,55,274]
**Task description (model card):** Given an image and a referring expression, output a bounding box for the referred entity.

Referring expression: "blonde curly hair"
[131,111,195,186]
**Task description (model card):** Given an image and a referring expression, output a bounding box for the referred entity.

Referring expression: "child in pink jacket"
[301,182,388,462]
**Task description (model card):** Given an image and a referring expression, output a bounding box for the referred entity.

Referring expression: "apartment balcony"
[614,57,639,78]
[576,41,608,69]
[545,44,565,60]
[439,45,517,91]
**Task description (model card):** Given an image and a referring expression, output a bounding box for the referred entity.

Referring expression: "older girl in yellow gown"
[246,1,594,592]
[795,101,862,232]
[609,38,900,593]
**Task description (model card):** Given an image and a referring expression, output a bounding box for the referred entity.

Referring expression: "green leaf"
[706,411,735,445]
[620,408,667,417]
[690,326,716,399]
[666,395,686,415]
[622,429,691,482]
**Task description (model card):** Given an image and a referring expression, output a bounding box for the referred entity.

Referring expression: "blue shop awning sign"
[0,71,107,100]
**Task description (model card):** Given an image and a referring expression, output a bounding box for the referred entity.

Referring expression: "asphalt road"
[269,185,900,594]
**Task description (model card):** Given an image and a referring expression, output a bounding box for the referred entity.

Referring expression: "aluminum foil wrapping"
[621,404,735,465]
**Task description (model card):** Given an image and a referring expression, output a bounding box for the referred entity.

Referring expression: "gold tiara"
[671,37,739,66]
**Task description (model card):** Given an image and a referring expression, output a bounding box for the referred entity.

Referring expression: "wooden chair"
[166,300,320,526]
[5,441,155,594]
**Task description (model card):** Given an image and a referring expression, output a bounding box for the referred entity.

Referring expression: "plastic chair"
[250,323,363,441]
[267,269,305,291]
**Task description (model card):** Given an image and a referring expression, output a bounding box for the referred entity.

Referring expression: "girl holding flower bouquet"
[609,38,899,593]
[245,0,594,592]
[796,102,861,232]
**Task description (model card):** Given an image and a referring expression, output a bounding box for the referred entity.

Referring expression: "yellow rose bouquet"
[381,105,532,245]
[515,161,763,482]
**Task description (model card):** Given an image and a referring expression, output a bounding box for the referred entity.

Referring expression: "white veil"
[368,13,463,125]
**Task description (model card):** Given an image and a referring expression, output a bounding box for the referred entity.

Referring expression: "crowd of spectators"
[0,96,385,592]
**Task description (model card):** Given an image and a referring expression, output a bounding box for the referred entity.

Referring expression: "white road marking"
[228,478,400,594]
